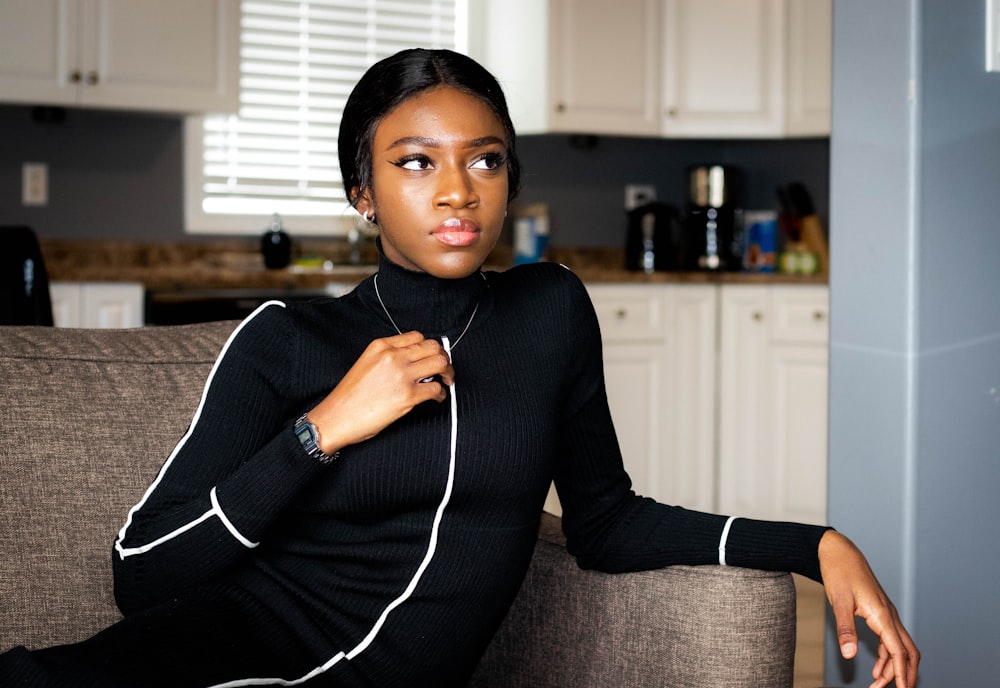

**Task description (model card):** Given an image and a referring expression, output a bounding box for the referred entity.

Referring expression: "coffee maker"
[684,164,743,271]
[624,202,683,272]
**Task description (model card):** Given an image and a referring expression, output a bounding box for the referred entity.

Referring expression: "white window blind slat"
[186,0,465,235]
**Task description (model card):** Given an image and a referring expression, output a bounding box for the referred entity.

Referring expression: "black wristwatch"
[293,414,339,464]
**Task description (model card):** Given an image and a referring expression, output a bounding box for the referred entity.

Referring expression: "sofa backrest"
[0,322,239,651]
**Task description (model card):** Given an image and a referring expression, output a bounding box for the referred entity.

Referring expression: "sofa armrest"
[469,513,796,688]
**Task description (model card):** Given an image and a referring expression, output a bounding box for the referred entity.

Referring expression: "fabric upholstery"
[0,322,796,686]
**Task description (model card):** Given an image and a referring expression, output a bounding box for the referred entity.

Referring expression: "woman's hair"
[339,48,522,208]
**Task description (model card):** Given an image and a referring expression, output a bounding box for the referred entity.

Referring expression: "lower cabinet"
[545,283,717,514]
[591,284,718,511]
[546,282,829,526]
[717,284,829,525]
[50,282,145,328]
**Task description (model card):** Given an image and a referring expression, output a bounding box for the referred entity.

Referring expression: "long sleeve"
[551,274,829,583]
[112,303,329,615]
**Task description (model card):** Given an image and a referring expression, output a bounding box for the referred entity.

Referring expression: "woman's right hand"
[305,331,455,454]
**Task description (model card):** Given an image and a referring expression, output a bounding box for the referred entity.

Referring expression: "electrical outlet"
[624,184,656,211]
[22,162,48,206]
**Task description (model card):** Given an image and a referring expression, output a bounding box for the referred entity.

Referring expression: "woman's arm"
[551,270,919,687]
[112,303,320,614]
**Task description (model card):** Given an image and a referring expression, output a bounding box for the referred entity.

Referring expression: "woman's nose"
[435,166,478,208]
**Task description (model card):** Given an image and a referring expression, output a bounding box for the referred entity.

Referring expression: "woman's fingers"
[818,531,920,688]
[306,332,455,452]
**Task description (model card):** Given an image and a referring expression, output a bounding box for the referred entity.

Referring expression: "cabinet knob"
[667,107,679,118]
[752,311,764,321]
[813,310,826,321]
[615,308,628,320]
[555,103,566,113]
[69,70,82,83]
[86,71,99,85]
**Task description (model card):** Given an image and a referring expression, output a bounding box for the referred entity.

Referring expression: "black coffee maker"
[683,164,743,271]
[624,202,684,272]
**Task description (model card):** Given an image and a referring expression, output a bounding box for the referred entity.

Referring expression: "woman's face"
[357,86,510,279]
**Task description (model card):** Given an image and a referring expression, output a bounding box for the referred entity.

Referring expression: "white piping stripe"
[208,336,460,688]
[211,486,259,549]
[113,301,286,560]
[718,515,737,566]
[117,510,215,558]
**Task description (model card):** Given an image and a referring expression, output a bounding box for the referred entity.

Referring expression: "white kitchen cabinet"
[50,281,145,328]
[717,284,829,525]
[474,0,661,136]
[660,0,832,137]
[473,0,829,138]
[544,284,717,515]
[0,0,239,114]
[546,0,662,136]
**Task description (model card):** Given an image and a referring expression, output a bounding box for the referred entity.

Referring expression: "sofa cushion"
[0,322,239,651]
[468,512,796,688]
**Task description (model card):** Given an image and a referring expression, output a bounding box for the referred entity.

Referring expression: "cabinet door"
[660,285,717,510]
[0,0,79,105]
[661,0,786,137]
[589,284,716,511]
[718,285,828,524]
[80,0,239,113]
[603,341,671,502]
[0,0,238,112]
[51,281,145,328]
[717,286,772,518]
[548,0,661,136]
[786,0,832,136]
[80,283,145,328]
[50,281,83,328]
[768,340,827,525]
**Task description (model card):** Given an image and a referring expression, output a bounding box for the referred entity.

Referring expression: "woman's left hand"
[818,530,920,688]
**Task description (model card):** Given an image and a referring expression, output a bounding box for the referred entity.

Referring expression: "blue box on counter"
[743,211,778,273]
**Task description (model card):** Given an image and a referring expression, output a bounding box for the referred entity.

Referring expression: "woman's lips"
[433,218,479,247]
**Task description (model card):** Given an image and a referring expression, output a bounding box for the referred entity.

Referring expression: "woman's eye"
[471,152,506,171]
[394,155,432,171]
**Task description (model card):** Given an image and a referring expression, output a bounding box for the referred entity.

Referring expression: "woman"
[1,48,918,688]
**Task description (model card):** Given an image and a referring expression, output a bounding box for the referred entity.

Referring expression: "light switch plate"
[22,162,48,206]
[988,0,1000,71]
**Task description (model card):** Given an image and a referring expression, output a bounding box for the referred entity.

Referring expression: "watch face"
[295,423,315,447]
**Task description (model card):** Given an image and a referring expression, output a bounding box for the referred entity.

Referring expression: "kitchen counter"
[40,240,828,291]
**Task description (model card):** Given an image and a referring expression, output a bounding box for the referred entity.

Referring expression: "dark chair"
[0,226,54,326]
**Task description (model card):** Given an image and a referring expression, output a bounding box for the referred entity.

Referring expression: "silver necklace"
[373,272,486,350]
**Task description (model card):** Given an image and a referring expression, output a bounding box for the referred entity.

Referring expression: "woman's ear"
[353,187,374,221]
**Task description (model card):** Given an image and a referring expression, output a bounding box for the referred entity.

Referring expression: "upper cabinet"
[472,0,830,138]
[0,0,240,114]
[546,0,662,137]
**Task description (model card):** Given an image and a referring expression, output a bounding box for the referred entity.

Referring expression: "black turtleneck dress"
[2,257,827,687]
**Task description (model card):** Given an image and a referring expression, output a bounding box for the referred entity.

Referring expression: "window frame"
[184,0,473,236]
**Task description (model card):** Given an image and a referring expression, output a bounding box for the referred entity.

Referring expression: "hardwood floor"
[794,574,827,688]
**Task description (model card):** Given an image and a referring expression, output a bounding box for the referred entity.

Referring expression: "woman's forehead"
[374,86,506,147]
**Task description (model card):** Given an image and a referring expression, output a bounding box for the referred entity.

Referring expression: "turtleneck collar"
[357,244,492,343]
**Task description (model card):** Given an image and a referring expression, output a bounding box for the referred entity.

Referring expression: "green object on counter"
[779,248,819,275]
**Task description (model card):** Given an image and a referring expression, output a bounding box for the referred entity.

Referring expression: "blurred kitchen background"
[0,104,829,248]
[2,2,999,687]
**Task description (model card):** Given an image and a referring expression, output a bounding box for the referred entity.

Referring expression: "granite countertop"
[40,240,828,291]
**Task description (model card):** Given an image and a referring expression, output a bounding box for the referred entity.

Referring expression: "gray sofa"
[0,322,797,687]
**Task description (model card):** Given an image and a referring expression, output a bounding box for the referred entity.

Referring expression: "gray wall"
[0,103,829,247]
[0,106,186,241]
[828,1,1000,685]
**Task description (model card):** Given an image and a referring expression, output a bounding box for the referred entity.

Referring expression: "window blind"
[187,0,465,234]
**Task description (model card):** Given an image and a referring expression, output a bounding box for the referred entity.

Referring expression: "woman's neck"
[360,247,490,343]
